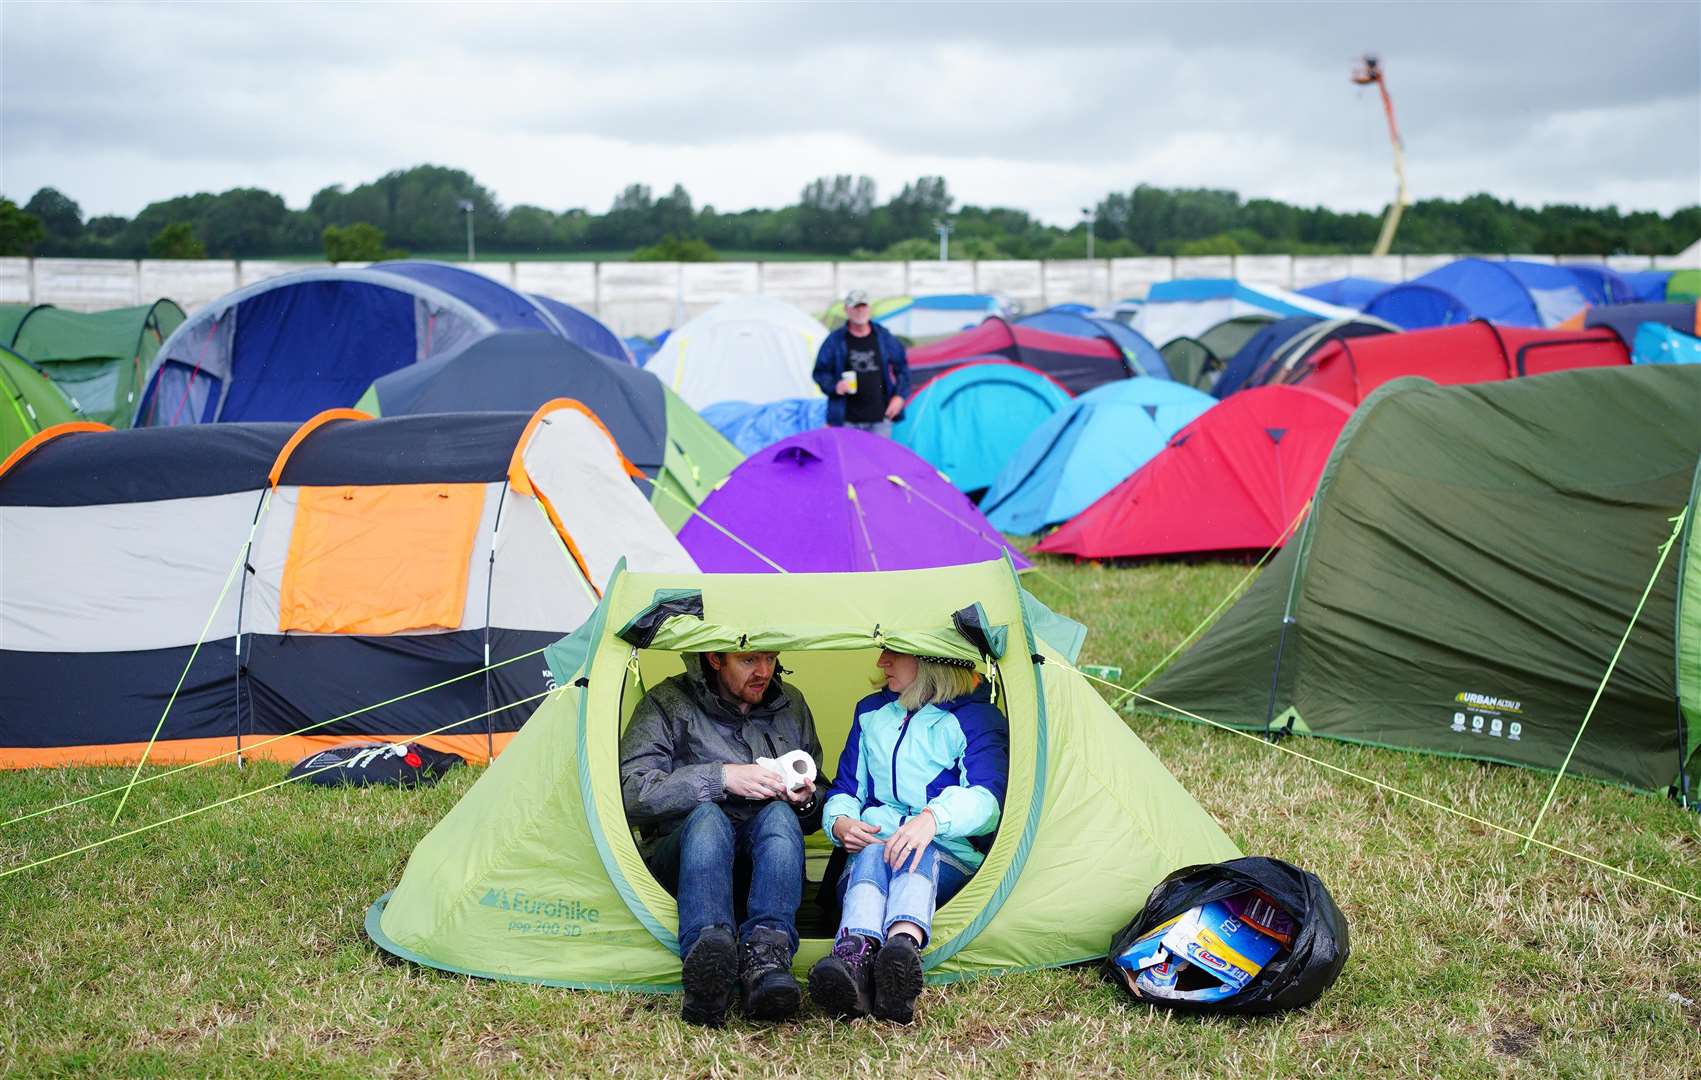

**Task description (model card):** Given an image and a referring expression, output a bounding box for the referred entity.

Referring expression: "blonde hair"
[894,660,980,712]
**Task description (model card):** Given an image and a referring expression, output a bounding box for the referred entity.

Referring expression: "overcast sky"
[2,1,1697,225]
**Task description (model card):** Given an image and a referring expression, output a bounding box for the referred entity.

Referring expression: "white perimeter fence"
[1,252,1695,337]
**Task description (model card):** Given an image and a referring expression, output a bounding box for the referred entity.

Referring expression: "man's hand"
[722,763,788,801]
[832,817,882,853]
[883,394,905,421]
[783,779,816,807]
[885,808,937,870]
[835,379,853,395]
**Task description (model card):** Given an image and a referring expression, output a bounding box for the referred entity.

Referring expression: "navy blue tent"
[356,331,665,469]
[351,329,741,531]
[1296,277,1390,310]
[1210,316,1321,398]
[1016,310,1171,379]
[135,262,580,426]
[529,294,633,364]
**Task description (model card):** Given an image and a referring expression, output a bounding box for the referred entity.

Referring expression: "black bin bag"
[1104,856,1348,1015]
[288,742,465,788]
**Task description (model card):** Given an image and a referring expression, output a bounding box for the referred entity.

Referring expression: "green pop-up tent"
[368,558,1240,989]
[0,343,83,461]
[1,300,186,427]
[1146,364,1701,797]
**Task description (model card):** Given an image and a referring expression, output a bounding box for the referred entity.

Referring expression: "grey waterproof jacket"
[619,654,824,845]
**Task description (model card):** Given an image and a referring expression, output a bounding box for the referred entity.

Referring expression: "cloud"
[1,0,1695,224]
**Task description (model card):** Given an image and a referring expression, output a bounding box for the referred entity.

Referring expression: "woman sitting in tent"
[809,649,1008,1022]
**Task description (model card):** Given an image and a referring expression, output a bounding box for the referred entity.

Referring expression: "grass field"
[2,556,1698,1077]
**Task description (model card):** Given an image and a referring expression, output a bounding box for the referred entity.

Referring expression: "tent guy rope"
[0,689,557,881]
[3,647,550,830]
[109,487,274,825]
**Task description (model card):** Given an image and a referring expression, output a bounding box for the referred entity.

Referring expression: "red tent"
[909,317,1128,393]
[1279,320,1628,405]
[1035,386,1351,561]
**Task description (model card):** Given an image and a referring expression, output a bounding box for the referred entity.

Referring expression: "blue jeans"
[647,801,804,957]
[836,842,974,948]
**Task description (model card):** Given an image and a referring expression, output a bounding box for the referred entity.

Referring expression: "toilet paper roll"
[756,748,817,791]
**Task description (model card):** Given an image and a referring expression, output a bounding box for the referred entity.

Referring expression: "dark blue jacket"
[812,323,912,426]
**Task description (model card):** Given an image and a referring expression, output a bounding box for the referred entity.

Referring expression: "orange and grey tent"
[0,402,695,768]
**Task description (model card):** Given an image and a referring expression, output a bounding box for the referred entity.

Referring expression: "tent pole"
[1263,509,1315,734]
[482,485,511,762]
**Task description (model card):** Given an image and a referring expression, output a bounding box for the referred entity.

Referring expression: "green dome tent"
[1146,365,1701,798]
[0,300,185,427]
[0,343,83,461]
[368,558,1240,989]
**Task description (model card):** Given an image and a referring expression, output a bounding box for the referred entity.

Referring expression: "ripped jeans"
[836,842,974,947]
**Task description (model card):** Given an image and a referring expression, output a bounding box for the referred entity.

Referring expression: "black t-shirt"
[843,329,887,423]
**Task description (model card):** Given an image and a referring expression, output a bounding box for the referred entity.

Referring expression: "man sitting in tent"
[619,651,824,1027]
[814,289,911,437]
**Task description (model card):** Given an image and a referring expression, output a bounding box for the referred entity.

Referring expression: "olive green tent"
[368,558,1240,989]
[1,300,186,427]
[1195,314,1275,362]
[0,343,82,461]
[1146,365,1701,797]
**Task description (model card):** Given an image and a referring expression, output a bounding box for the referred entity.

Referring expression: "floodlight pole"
[458,198,477,261]
[1352,55,1409,258]
[933,218,954,261]
[1081,207,1097,261]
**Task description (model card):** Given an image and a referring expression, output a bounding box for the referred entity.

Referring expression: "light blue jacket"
[822,683,1009,869]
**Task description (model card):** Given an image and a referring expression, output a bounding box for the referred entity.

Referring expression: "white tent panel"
[0,491,258,652]
[643,295,826,409]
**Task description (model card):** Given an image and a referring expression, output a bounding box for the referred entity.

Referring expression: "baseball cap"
[844,288,871,308]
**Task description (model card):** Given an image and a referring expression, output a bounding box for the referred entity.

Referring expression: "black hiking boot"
[738,926,801,1021]
[680,926,738,1027]
[808,933,877,1019]
[872,933,924,1024]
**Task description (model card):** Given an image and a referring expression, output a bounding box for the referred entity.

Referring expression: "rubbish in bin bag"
[1105,856,1348,1014]
[1114,896,1287,1003]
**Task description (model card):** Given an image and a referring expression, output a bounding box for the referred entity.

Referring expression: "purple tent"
[678,428,1030,572]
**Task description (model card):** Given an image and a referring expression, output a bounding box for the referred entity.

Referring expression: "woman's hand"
[885,808,937,871]
[832,816,882,853]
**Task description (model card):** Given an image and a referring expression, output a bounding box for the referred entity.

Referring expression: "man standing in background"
[813,289,910,437]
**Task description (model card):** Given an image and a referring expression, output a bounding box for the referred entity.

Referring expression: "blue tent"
[1363,259,1630,330]
[528,294,632,364]
[700,397,828,454]
[1296,277,1391,310]
[1209,316,1321,398]
[1016,309,1171,379]
[1624,270,1675,303]
[893,360,1071,496]
[135,261,582,426]
[624,331,667,366]
[1632,324,1701,365]
[980,380,1216,535]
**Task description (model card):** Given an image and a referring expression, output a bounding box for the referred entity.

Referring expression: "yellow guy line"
[636,472,788,572]
[0,689,557,881]
[3,647,549,830]
[1066,664,1699,905]
[110,488,274,824]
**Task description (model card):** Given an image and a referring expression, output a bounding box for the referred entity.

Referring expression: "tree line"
[2,163,1695,262]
